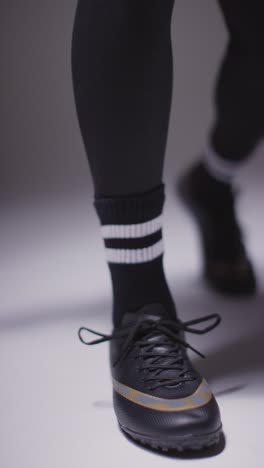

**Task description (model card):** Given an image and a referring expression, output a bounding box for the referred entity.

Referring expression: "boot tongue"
[119,303,190,388]
[120,302,172,328]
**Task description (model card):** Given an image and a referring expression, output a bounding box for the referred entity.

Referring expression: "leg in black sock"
[74,4,223,447]
[71,0,176,325]
[210,0,264,163]
[195,1,264,189]
[71,0,175,197]
[177,2,262,295]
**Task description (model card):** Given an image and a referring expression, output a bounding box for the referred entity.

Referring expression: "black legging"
[71,0,264,198]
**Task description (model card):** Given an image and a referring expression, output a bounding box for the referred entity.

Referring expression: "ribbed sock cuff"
[93,183,165,225]
[93,183,166,264]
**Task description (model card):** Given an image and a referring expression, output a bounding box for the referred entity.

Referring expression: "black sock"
[93,183,176,327]
[191,161,235,212]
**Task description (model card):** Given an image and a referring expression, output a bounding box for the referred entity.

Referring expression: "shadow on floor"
[1,273,263,459]
[172,273,264,393]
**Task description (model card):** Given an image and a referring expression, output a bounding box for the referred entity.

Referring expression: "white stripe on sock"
[105,239,164,263]
[101,214,163,239]
[203,144,242,182]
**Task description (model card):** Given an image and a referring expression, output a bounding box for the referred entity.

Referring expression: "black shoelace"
[78,313,221,390]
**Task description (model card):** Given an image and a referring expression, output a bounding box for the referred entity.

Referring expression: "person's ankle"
[187,160,234,212]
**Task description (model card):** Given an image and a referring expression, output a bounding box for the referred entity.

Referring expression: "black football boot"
[78,302,223,451]
[177,162,256,296]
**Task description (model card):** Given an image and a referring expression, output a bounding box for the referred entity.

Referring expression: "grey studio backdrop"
[0,2,264,468]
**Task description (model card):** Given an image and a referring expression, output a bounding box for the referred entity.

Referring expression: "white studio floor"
[1,172,264,468]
